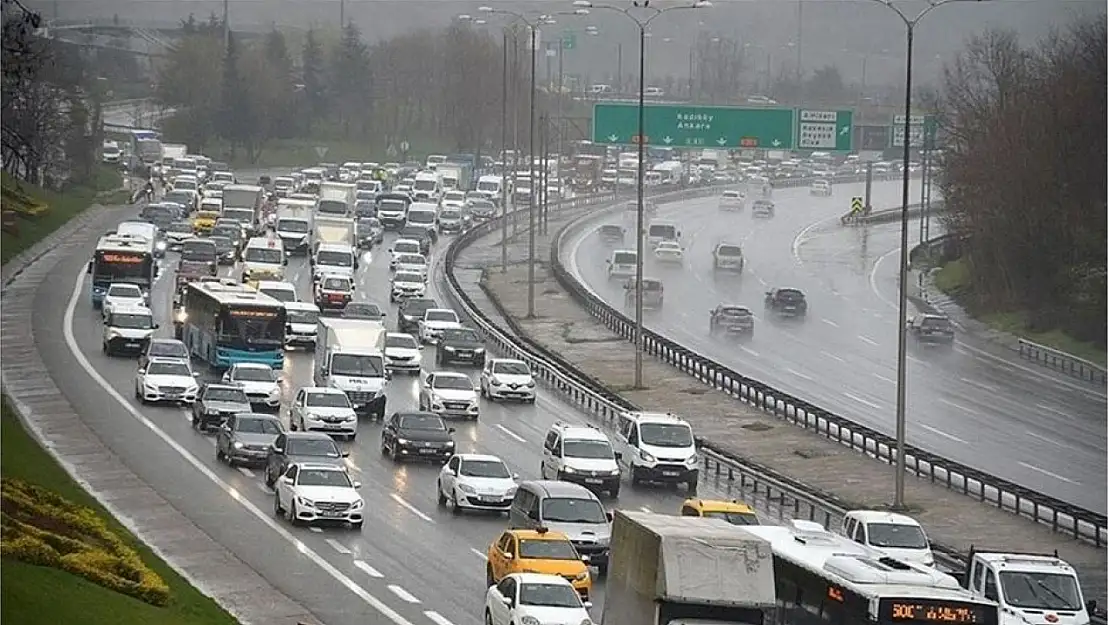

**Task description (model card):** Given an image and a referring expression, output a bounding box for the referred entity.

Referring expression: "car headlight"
[504,486,517,497]
[155,240,167,250]
[490,377,502,386]
[574,571,589,581]
[526,381,535,388]
[143,382,158,391]
[609,469,621,476]
[396,438,409,445]
[474,347,485,353]
[563,466,576,474]
[296,496,314,508]
[352,499,364,510]
[458,483,476,494]
[206,407,220,415]
[233,441,244,449]
[639,450,656,463]
[268,387,281,398]
[443,346,456,352]
[520,617,541,625]
[686,454,699,466]
[445,440,455,447]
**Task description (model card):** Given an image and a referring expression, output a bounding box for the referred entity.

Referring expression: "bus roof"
[96,233,154,254]
[130,129,160,139]
[187,280,285,308]
[742,521,985,603]
[222,184,264,193]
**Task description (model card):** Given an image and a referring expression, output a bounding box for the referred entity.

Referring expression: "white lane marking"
[785,368,814,381]
[1018,462,1081,486]
[388,585,421,604]
[920,424,968,445]
[639,506,652,513]
[843,392,882,410]
[309,526,323,533]
[62,268,418,625]
[495,423,526,443]
[821,318,839,328]
[872,373,896,384]
[389,493,434,523]
[938,398,976,415]
[1025,431,1071,449]
[857,335,879,346]
[1035,402,1073,419]
[344,458,363,473]
[739,345,760,357]
[425,611,456,625]
[470,548,488,561]
[237,467,255,478]
[326,538,352,554]
[959,377,998,392]
[820,350,846,363]
[791,214,841,265]
[353,559,385,578]
[869,246,902,311]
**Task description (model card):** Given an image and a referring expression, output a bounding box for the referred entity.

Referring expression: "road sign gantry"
[591,102,854,151]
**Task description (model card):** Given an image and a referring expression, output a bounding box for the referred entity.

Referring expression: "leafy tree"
[301,28,326,128]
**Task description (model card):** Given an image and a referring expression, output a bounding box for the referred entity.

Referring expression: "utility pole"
[555,37,565,203]
[340,0,345,28]
[223,0,230,47]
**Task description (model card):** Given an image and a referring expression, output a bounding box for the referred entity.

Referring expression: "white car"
[101,283,147,320]
[419,371,480,420]
[289,387,359,440]
[718,189,745,211]
[485,573,593,625]
[383,332,422,374]
[417,308,461,344]
[480,358,536,403]
[222,363,282,411]
[393,253,428,277]
[653,241,685,264]
[388,239,423,269]
[810,180,832,196]
[273,462,364,529]
[390,271,427,302]
[437,453,518,513]
[441,190,467,209]
[135,357,200,404]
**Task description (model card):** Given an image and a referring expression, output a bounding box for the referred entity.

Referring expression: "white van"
[405,204,438,234]
[614,411,698,492]
[241,237,287,282]
[646,220,681,249]
[412,172,442,202]
[476,175,503,200]
[606,249,638,280]
[841,510,935,567]
[311,242,357,283]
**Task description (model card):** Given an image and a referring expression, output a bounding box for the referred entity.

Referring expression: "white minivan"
[615,411,698,493]
[841,510,935,567]
[606,249,638,280]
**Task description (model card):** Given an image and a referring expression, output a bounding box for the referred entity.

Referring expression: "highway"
[45,199,805,625]
[564,179,1108,514]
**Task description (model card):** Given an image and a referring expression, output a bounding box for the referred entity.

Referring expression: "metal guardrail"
[1018,339,1107,385]
[547,184,1108,547]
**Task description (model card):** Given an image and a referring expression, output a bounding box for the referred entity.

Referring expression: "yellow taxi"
[192,210,221,234]
[486,528,592,599]
[679,498,761,526]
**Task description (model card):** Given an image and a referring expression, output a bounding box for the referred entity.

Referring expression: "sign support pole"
[633,21,646,389]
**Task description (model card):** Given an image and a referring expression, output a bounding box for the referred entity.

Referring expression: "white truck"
[697,149,729,170]
[313,318,389,419]
[961,548,1095,625]
[274,200,314,255]
[159,144,188,173]
[602,510,777,625]
[312,220,355,259]
[317,181,357,218]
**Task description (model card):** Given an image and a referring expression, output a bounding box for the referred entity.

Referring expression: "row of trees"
[2,0,103,187]
[937,16,1106,343]
[157,17,522,162]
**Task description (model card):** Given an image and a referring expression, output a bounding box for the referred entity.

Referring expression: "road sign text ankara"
[593,103,795,149]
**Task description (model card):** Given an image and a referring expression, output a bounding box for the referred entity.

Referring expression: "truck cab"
[963,549,1093,625]
[313,318,389,419]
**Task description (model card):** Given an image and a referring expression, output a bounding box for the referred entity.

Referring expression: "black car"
[437,327,486,366]
[598,224,625,246]
[380,411,456,463]
[216,413,284,467]
[764,287,807,318]
[356,217,384,249]
[342,302,386,321]
[264,431,348,487]
[398,297,439,333]
[211,235,237,265]
[191,383,252,432]
[138,338,189,370]
[398,224,437,255]
[211,223,244,252]
[709,305,755,336]
[907,313,955,344]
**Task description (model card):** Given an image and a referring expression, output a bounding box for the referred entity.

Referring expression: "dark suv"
[907,313,955,344]
[437,327,486,366]
[764,287,807,318]
[264,431,348,487]
[191,383,252,432]
[398,297,439,333]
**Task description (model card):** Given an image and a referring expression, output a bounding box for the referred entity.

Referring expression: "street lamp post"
[571,0,711,389]
[869,0,981,510]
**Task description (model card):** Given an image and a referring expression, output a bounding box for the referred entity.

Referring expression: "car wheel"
[479,383,487,399]
[216,446,226,463]
[351,521,363,531]
[289,501,299,525]
[265,469,276,488]
[484,611,493,625]
[437,481,447,507]
[451,491,462,515]
[349,431,357,441]
[525,397,536,405]
[610,484,620,499]
[418,396,426,410]
[390,442,401,462]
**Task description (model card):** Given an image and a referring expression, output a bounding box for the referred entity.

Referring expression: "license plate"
[662,471,679,477]
[584,478,603,485]
[418,448,437,454]
[320,511,345,518]
[479,496,500,503]
[165,393,181,399]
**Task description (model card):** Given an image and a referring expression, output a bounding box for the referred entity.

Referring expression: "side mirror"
[280,475,294,484]
[606,511,614,522]
[342,451,350,458]
[581,554,591,563]
[583,601,593,609]
[502,551,514,561]
[193,372,202,377]
[272,446,284,454]
[448,427,456,434]
[614,451,623,461]
[137,368,147,375]
[352,481,362,489]
[152,323,160,329]
[512,473,520,481]
[1086,600,1098,614]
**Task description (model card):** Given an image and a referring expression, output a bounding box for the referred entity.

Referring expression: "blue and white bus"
[179,280,286,369]
[88,233,157,307]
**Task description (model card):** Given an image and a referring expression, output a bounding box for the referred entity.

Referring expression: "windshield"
[223,208,253,222]
[394,242,419,254]
[444,192,465,202]
[277,219,309,233]
[181,241,217,262]
[397,254,425,266]
[385,334,417,349]
[440,209,461,219]
[519,582,582,608]
[477,180,499,192]
[150,342,188,358]
[413,179,436,191]
[287,309,319,325]
[459,459,511,479]
[217,306,285,349]
[344,304,382,318]
[330,354,384,377]
[649,224,676,238]
[260,288,296,303]
[426,310,457,323]
[999,571,1083,611]
[399,414,446,430]
[380,200,406,213]
[298,469,352,488]
[244,247,283,264]
[433,376,473,390]
[233,367,274,382]
[147,361,191,376]
[317,200,347,215]
[518,540,579,561]
[211,236,232,251]
[867,523,928,549]
[442,329,479,343]
[287,438,340,457]
[639,423,694,448]
[718,245,743,257]
[395,272,423,284]
[212,227,238,240]
[174,180,197,191]
[306,392,351,408]
[205,387,248,403]
[541,497,607,523]
[703,510,760,526]
[236,417,282,435]
[168,222,193,234]
[110,313,154,329]
[493,361,530,375]
[322,277,351,291]
[563,439,613,459]
[723,192,740,198]
[614,252,636,265]
[317,250,353,267]
[407,210,435,225]
[108,284,142,298]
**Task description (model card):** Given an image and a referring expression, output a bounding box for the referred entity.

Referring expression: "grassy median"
[1,396,238,625]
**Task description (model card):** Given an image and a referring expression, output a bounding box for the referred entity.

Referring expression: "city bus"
[178,280,287,369]
[743,521,999,625]
[87,233,157,307]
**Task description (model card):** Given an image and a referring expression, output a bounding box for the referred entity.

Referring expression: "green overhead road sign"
[592,103,853,151]
[891,114,938,149]
[562,32,576,50]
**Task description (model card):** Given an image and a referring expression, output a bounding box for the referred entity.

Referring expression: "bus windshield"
[217,306,285,349]
[93,250,154,286]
